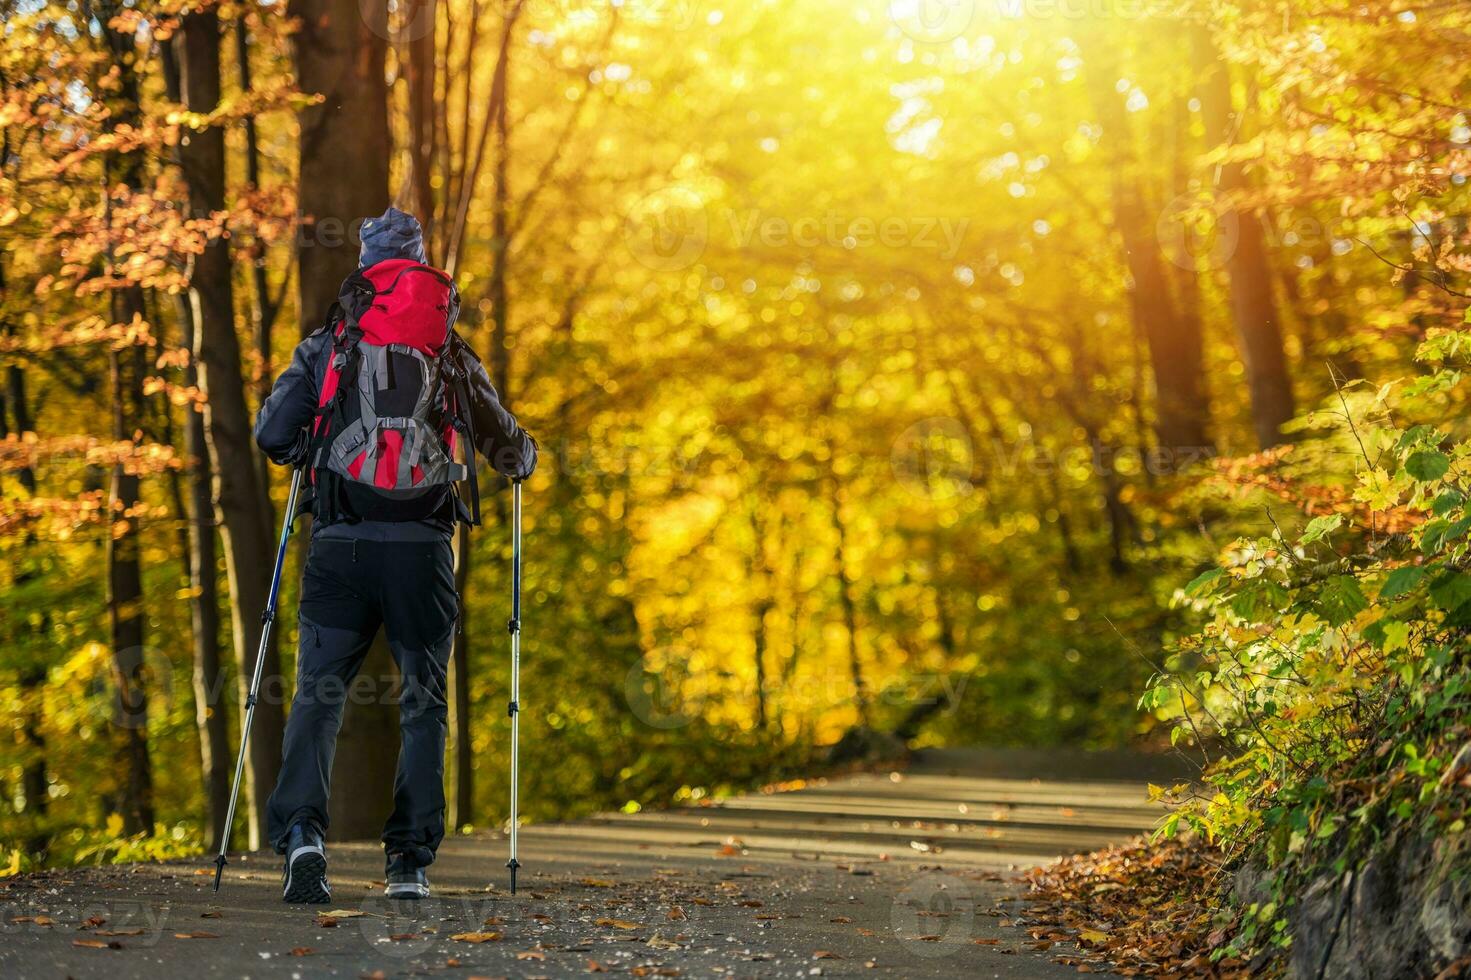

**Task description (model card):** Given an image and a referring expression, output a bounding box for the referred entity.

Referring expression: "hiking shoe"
[282,823,331,904]
[385,852,430,899]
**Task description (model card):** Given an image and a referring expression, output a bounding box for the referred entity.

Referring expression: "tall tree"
[159,31,230,856]
[177,5,283,847]
[97,0,154,836]
[1196,33,1295,448]
[290,0,394,840]
[1085,44,1214,459]
[290,0,391,334]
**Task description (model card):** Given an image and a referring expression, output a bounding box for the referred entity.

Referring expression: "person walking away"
[254,207,536,903]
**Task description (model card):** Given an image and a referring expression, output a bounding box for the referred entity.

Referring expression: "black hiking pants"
[266,535,458,868]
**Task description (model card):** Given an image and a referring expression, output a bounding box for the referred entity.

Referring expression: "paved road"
[0,748,1188,979]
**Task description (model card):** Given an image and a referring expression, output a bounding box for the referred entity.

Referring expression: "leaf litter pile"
[1019,836,1254,978]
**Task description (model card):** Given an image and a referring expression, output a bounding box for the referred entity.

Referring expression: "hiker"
[253,207,537,904]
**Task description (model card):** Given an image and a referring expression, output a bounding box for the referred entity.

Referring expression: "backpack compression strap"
[445,350,481,526]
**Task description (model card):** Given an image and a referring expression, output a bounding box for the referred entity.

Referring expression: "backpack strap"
[444,340,481,527]
[306,308,363,525]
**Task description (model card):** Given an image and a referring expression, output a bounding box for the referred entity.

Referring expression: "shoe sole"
[283,845,331,904]
[384,882,430,899]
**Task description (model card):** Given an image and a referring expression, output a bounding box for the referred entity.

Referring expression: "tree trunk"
[407,7,437,240]
[3,296,48,853]
[290,0,391,336]
[1196,34,1295,448]
[1084,46,1213,460]
[101,4,154,837]
[160,23,232,856]
[291,0,398,830]
[177,9,283,848]
[180,298,230,852]
[235,16,280,513]
[828,477,869,727]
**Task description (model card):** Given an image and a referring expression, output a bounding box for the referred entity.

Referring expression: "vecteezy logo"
[1156,191,1240,271]
[360,0,438,44]
[624,648,709,729]
[623,185,709,272]
[891,871,976,958]
[889,0,976,44]
[891,417,975,501]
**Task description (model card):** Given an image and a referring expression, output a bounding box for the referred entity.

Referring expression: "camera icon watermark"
[79,645,176,731]
[1156,192,1240,271]
[618,0,708,31]
[889,0,976,44]
[891,417,975,501]
[624,648,710,729]
[623,185,709,272]
[890,871,976,958]
[360,0,437,43]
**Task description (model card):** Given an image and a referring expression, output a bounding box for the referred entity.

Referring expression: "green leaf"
[1299,514,1343,547]
[1316,575,1368,627]
[1380,620,1411,653]
[1423,517,1471,553]
[1432,490,1465,517]
[1429,573,1471,612]
[1405,450,1451,482]
[1185,567,1227,597]
[1380,565,1426,600]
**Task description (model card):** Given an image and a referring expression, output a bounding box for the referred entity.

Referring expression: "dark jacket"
[254,328,538,522]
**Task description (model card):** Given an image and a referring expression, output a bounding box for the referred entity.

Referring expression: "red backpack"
[306,259,481,525]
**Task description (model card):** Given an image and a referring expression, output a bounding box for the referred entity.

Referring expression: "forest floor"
[0,747,1194,979]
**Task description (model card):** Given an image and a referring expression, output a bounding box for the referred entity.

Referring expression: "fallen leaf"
[647,932,680,950]
[814,950,841,959]
[175,931,218,939]
[667,905,687,921]
[390,932,419,941]
[516,950,547,961]
[830,916,852,923]
[325,909,365,918]
[96,928,145,937]
[451,932,503,943]
[1078,928,1109,944]
[290,947,314,956]
[73,938,121,950]
[315,915,339,928]
[594,917,640,930]
[580,878,615,888]
[82,915,107,928]
[200,911,222,919]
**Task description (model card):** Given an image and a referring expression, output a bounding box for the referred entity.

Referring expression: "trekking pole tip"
[211,854,227,892]
[507,858,520,895]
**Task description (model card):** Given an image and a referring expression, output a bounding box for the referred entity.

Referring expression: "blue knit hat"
[359,207,427,267]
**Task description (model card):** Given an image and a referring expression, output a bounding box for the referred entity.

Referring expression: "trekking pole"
[506,479,523,894]
[213,466,304,892]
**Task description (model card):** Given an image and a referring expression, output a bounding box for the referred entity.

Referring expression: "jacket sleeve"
[461,349,538,481]
[254,331,329,466]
